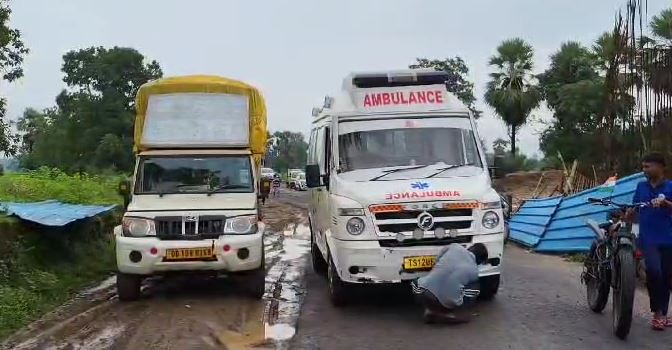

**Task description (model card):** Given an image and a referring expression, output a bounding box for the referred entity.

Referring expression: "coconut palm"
[651,8,672,45]
[485,38,542,155]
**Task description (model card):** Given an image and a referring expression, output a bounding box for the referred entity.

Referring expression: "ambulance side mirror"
[305,165,321,188]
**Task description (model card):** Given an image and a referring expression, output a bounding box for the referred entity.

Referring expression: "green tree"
[492,138,509,155]
[409,57,481,117]
[18,47,162,173]
[651,8,672,44]
[268,131,307,173]
[485,38,542,156]
[0,0,28,157]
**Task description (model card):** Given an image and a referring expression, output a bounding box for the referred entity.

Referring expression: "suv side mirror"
[305,164,321,188]
[118,179,131,209]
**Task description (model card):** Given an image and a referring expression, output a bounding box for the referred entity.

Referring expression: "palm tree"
[651,8,672,45]
[485,38,542,155]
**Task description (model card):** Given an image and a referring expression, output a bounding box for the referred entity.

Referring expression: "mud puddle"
[3,201,310,350]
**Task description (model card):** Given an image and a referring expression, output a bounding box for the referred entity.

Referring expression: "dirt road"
[6,189,672,349]
[2,200,311,350]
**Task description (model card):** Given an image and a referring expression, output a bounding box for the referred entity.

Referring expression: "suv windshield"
[339,126,481,173]
[135,155,253,195]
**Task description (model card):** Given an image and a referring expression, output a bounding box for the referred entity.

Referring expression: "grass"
[0,167,123,205]
[0,167,122,339]
[0,226,116,339]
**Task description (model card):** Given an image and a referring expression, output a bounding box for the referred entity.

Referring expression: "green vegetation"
[0,167,123,205]
[0,216,117,339]
[0,169,121,339]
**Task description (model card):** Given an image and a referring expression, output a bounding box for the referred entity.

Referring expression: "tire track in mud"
[2,201,311,350]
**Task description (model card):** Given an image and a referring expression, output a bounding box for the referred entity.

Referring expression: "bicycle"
[581,197,652,340]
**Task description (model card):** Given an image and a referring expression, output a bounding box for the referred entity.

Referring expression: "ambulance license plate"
[403,256,436,271]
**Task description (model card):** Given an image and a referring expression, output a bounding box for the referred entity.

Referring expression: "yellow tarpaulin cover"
[134,75,268,166]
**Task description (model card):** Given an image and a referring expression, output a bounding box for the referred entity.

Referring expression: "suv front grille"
[155,216,226,239]
[379,235,472,247]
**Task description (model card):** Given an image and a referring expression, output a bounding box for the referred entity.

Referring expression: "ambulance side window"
[315,127,326,175]
[324,127,331,173]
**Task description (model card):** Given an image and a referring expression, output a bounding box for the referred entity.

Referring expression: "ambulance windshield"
[338,119,482,174]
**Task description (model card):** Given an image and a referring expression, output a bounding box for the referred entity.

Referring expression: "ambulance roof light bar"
[311,107,322,117]
[351,70,450,88]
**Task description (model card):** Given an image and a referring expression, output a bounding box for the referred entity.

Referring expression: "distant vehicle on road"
[261,167,276,180]
[287,169,303,186]
[289,172,307,191]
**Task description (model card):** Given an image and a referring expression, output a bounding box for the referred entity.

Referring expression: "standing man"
[411,243,488,324]
[630,152,672,330]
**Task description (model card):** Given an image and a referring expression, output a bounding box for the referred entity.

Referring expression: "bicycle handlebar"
[587,194,664,209]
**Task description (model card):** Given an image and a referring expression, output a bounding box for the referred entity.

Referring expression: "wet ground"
[2,199,310,350]
[5,189,672,349]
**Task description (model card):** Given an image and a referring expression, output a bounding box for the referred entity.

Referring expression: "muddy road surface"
[7,189,672,349]
[3,200,311,350]
[277,190,672,350]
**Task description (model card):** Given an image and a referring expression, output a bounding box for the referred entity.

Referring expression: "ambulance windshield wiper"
[369,165,428,181]
[424,163,476,179]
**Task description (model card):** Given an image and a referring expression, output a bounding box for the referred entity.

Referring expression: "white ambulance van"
[306,70,504,305]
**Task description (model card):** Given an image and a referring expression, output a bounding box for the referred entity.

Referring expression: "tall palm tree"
[651,8,672,45]
[485,38,542,155]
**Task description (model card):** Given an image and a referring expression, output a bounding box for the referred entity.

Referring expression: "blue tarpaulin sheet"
[508,172,646,253]
[2,200,116,226]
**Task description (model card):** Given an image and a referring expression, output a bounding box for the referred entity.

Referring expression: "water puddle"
[217,222,310,349]
[82,276,117,295]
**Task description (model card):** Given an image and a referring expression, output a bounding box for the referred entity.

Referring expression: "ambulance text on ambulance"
[363,90,444,107]
[385,190,461,201]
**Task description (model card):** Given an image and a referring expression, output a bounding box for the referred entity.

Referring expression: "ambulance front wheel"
[328,253,350,307]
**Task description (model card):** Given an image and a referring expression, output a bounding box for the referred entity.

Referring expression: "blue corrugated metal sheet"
[509,196,562,247]
[2,200,116,226]
[535,172,645,253]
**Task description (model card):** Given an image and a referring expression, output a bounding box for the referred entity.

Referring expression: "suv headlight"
[225,215,257,234]
[482,211,500,229]
[122,217,156,237]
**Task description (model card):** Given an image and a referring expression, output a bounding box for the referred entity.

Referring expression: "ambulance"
[305,70,504,305]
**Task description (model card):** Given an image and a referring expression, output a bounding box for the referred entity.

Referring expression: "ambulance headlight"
[346,217,365,235]
[482,211,500,229]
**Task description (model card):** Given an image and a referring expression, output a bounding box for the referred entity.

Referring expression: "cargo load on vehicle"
[134,75,268,167]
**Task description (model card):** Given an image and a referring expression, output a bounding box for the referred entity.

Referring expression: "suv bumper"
[115,223,265,275]
[328,232,503,284]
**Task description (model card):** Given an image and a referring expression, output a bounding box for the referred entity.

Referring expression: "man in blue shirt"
[630,152,672,330]
[411,243,487,324]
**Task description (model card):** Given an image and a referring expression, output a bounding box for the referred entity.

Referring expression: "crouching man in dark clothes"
[411,243,488,324]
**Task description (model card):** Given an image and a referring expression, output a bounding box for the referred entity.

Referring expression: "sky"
[3,0,669,157]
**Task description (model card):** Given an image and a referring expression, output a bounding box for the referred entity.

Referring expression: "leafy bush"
[0,167,122,205]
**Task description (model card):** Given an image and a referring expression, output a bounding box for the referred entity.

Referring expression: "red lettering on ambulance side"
[382,93,391,105]
[400,92,409,104]
[435,91,444,103]
[363,94,372,107]
[391,92,400,105]
[417,91,427,103]
[372,93,382,106]
[401,192,411,199]
[427,91,435,103]
[408,92,418,104]
[385,193,393,200]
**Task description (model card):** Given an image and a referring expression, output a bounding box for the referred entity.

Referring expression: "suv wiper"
[369,165,428,181]
[207,184,250,196]
[424,163,476,179]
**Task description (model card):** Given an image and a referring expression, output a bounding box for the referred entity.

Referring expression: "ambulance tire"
[311,223,328,276]
[117,273,142,301]
[328,253,350,307]
[478,274,500,300]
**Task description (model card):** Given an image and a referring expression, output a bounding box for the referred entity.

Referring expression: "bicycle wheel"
[613,246,636,340]
[584,242,610,312]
